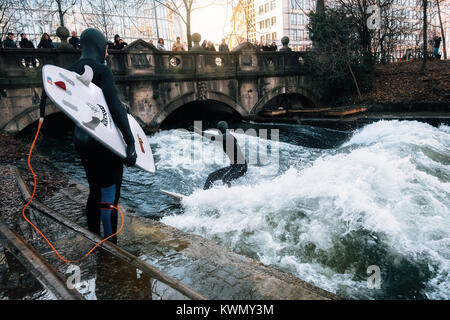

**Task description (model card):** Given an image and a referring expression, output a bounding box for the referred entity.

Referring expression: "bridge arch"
[2,105,62,134]
[150,91,249,129]
[250,85,322,116]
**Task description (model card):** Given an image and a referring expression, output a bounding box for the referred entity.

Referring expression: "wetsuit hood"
[80,28,107,64]
[217,121,228,134]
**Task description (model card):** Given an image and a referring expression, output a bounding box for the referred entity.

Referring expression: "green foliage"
[306,8,375,102]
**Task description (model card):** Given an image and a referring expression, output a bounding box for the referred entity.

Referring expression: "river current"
[37,120,450,299]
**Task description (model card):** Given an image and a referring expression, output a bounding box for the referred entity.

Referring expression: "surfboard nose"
[77,65,94,87]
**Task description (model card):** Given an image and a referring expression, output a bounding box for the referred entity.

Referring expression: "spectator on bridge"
[148,39,156,50]
[19,33,34,49]
[2,33,17,48]
[219,38,229,52]
[270,41,278,51]
[19,33,36,68]
[69,31,81,49]
[207,41,216,52]
[37,33,53,48]
[433,35,442,59]
[157,38,165,51]
[113,34,127,49]
[262,42,271,51]
[172,36,184,51]
[254,40,262,51]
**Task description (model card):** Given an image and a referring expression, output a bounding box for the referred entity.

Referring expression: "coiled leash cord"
[21,118,124,263]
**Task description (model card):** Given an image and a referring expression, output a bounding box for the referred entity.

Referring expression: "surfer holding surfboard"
[40,28,138,243]
[193,121,248,190]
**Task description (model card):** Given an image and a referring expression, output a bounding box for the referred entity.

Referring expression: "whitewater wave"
[161,121,450,299]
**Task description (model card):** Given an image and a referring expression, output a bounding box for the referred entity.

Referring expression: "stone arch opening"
[251,85,321,117]
[16,112,73,139]
[159,99,244,130]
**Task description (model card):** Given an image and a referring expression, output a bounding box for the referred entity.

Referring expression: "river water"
[37,120,450,300]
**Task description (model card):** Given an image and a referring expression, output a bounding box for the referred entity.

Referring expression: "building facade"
[1,0,185,48]
[228,0,256,49]
[230,0,449,55]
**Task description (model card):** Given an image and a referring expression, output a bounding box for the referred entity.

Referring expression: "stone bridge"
[0,39,323,134]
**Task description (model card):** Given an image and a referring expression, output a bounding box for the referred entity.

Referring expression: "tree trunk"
[186,9,192,50]
[421,0,428,73]
[57,0,64,27]
[436,0,447,59]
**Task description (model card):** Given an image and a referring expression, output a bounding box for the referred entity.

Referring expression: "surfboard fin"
[77,65,94,87]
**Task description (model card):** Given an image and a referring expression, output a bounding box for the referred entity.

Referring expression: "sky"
[190,1,234,44]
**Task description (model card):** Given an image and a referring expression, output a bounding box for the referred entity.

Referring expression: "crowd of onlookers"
[1,30,280,53]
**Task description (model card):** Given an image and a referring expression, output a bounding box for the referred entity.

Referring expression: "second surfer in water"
[39,28,137,243]
[193,121,247,189]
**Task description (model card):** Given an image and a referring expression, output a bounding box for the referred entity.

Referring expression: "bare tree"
[79,0,116,40]
[0,0,20,41]
[51,0,77,27]
[421,0,428,72]
[435,0,446,59]
[152,0,219,49]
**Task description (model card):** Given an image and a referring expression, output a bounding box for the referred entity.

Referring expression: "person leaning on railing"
[2,33,17,48]
[37,33,53,49]
[19,33,36,68]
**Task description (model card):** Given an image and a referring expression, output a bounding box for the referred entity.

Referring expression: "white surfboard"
[42,64,155,173]
[160,189,185,201]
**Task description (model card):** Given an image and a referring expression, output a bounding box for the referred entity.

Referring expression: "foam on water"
[160,121,450,299]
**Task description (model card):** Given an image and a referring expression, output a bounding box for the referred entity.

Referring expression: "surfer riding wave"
[193,121,248,190]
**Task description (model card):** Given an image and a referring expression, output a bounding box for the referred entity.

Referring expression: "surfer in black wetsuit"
[39,28,137,243]
[193,121,247,190]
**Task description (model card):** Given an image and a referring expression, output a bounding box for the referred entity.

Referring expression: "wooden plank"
[0,221,84,300]
[287,108,331,113]
[14,167,207,300]
[325,107,367,116]
[260,110,287,116]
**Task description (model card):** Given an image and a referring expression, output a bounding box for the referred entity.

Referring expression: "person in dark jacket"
[2,33,17,48]
[433,35,442,58]
[113,34,127,49]
[270,41,278,51]
[19,33,36,67]
[19,33,34,48]
[37,33,52,48]
[219,38,229,52]
[69,31,81,49]
[39,28,137,243]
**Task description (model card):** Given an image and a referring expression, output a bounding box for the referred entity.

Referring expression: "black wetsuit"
[39,29,135,242]
[203,133,247,190]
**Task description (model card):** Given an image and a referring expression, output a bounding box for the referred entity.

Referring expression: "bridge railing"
[0,45,308,85]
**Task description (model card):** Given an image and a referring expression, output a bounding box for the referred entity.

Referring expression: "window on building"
[291,14,297,25]
[272,32,277,41]
[259,5,264,14]
[271,1,276,10]
[291,29,297,40]
[261,36,265,43]
[265,18,270,28]
[265,3,269,12]
[260,21,264,29]
[298,14,303,25]
[291,0,297,9]
[266,34,271,42]
[271,16,276,26]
